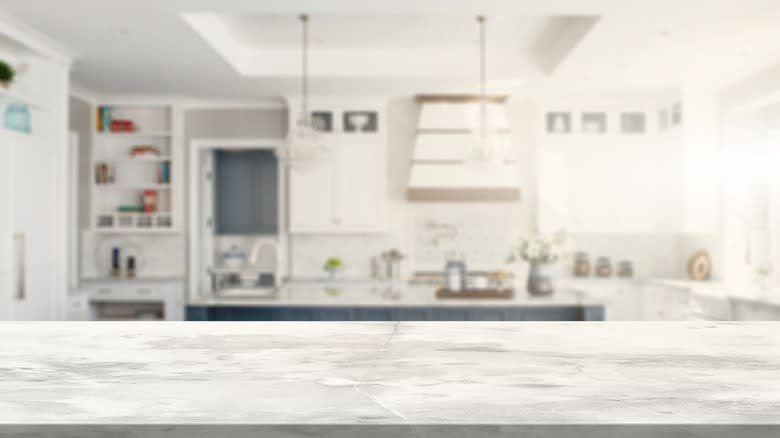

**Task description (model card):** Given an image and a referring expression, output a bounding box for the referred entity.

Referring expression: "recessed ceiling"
[184,13,586,81]
[221,14,551,50]
[1,0,780,98]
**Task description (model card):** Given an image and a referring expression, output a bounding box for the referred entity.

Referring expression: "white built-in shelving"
[89,103,182,234]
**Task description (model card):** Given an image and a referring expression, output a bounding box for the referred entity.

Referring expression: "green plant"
[323,257,343,272]
[0,61,15,84]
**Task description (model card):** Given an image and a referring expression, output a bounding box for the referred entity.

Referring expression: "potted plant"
[323,257,344,279]
[507,231,568,296]
[0,60,16,89]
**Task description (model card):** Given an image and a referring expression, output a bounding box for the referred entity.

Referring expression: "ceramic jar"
[574,252,591,277]
[595,257,613,278]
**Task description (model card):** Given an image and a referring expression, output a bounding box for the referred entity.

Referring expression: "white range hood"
[407,95,521,202]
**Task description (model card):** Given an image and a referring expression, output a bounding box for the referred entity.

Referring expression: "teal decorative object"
[4,102,31,134]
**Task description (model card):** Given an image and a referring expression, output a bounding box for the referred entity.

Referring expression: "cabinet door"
[12,136,56,320]
[610,286,643,320]
[288,158,337,232]
[642,285,690,321]
[733,301,780,321]
[336,140,384,231]
[317,308,354,321]
[0,132,14,319]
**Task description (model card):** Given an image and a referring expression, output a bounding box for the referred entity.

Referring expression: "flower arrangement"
[507,231,568,265]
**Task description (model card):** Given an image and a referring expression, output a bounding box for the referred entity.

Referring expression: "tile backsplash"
[82,232,186,279]
[413,204,515,271]
[288,203,519,279]
[289,234,395,279]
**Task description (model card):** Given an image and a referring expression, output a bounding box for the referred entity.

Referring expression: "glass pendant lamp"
[462,15,504,170]
[284,14,330,170]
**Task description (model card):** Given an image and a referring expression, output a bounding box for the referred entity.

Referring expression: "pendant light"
[463,15,503,169]
[285,14,330,170]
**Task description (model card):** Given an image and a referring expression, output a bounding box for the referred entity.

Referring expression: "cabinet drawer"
[87,285,164,302]
[733,301,780,321]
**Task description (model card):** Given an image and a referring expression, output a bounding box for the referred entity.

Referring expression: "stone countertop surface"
[189,283,604,307]
[0,322,779,425]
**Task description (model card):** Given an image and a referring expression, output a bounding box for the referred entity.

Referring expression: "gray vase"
[527,262,554,296]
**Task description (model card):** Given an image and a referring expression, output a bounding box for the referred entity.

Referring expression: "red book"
[110,119,136,132]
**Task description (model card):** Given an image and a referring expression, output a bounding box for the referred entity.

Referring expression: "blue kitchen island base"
[186,305,605,321]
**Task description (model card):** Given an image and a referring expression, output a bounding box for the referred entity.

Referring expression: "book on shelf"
[110,119,136,132]
[94,162,114,184]
[96,106,137,133]
[160,161,170,184]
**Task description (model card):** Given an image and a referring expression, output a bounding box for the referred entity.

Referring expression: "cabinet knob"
[333,217,342,224]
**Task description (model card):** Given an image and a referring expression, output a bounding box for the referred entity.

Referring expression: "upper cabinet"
[288,100,387,234]
[537,100,688,234]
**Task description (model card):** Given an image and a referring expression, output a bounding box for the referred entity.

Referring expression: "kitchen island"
[186,283,606,321]
[0,322,779,437]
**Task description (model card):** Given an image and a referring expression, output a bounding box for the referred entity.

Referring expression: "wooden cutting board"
[436,288,515,299]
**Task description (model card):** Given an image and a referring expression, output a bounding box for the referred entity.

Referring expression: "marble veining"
[0,322,779,425]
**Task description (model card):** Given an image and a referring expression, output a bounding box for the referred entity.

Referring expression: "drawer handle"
[137,289,153,295]
[97,288,111,295]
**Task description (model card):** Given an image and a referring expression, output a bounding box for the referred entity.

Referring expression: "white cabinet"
[536,102,685,234]
[642,284,691,320]
[731,300,780,321]
[81,279,184,321]
[0,16,71,321]
[289,159,337,231]
[0,132,13,320]
[568,280,643,320]
[0,129,62,320]
[8,131,59,320]
[336,138,385,229]
[288,101,386,234]
[290,138,386,233]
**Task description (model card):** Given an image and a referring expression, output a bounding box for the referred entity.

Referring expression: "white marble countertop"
[189,283,603,307]
[564,277,780,308]
[1,322,779,426]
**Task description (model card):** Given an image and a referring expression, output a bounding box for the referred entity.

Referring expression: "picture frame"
[310,111,333,132]
[546,112,571,134]
[343,111,378,133]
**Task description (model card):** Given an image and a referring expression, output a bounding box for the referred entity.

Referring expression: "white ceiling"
[1,0,780,98]
[222,14,550,49]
